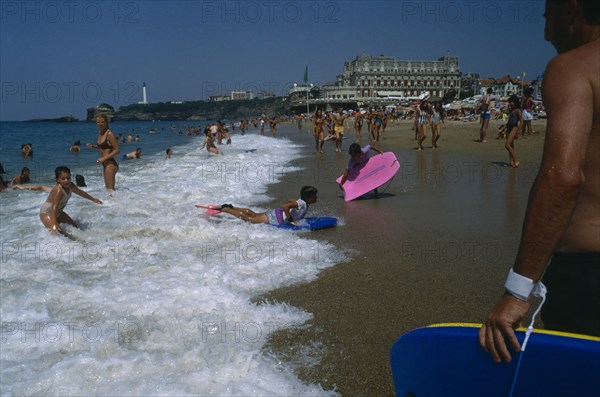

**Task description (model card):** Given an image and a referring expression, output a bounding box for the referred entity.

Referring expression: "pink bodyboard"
[336,152,400,201]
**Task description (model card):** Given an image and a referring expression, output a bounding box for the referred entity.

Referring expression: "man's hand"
[478,293,530,363]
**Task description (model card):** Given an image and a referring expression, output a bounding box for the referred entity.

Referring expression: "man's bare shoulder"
[547,40,600,82]
[543,46,599,108]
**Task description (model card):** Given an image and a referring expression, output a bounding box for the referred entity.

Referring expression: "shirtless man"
[479,0,600,363]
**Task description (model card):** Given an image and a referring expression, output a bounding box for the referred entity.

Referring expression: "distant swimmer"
[8,167,31,185]
[21,143,33,158]
[123,148,142,159]
[215,186,318,226]
[166,148,173,159]
[70,140,81,152]
[75,174,86,187]
[39,166,102,236]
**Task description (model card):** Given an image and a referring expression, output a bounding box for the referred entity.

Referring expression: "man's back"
[543,38,600,252]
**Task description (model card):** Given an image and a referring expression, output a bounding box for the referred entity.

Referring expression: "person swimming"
[70,140,81,152]
[123,148,142,159]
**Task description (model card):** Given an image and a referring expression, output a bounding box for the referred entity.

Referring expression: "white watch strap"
[505,268,535,301]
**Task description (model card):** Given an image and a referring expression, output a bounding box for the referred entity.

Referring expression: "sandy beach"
[259,118,548,396]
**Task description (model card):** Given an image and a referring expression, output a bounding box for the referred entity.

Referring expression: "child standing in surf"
[39,166,102,236]
[201,130,221,155]
[215,186,318,226]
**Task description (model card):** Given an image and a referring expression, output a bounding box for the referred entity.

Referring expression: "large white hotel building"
[289,55,461,105]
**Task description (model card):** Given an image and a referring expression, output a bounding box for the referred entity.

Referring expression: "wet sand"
[258,118,547,396]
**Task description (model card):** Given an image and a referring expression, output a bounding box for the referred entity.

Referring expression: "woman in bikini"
[430,101,445,149]
[353,110,363,142]
[520,87,536,137]
[415,101,431,150]
[86,114,120,190]
[505,95,523,168]
[313,109,326,154]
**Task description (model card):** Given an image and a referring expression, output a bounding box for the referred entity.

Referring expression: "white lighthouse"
[140,82,148,105]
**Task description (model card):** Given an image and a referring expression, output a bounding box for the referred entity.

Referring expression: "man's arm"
[514,56,592,279]
[479,55,593,363]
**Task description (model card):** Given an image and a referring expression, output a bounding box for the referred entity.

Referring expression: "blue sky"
[1,0,556,120]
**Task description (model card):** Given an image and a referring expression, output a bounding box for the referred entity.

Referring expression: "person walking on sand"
[479,87,493,142]
[430,101,445,149]
[479,0,600,363]
[504,95,523,168]
[333,108,346,152]
[520,87,537,138]
[313,109,326,154]
[86,114,120,190]
[354,110,364,142]
[371,107,384,142]
[39,166,102,236]
[415,101,430,150]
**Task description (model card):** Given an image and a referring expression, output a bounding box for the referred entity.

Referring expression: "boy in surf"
[214,186,318,226]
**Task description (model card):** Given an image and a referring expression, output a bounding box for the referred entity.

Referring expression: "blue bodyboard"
[275,217,337,231]
[390,323,600,397]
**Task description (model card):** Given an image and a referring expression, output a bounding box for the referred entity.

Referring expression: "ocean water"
[0,121,344,396]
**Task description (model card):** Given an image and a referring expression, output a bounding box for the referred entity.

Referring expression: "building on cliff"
[86,103,115,121]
